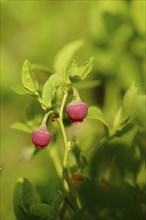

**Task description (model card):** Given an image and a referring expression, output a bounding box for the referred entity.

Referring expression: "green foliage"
[11,114,42,133]
[13,178,64,220]
[11,122,32,133]
[11,38,145,220]
[11,60,39,98]
[67,57,94,83]
[22,178,40,210]
[12,39,145,219]
[118,81,137,122]
[13,178,41,220]
[87,106,108,127]
[136,162,146,189]
[22,60,38,93]
[42,73,63,108]
[11,84,32,95]
[71,208,88,220]
[69,142,88,172]
[30,204,54,219]
[2,1,145,220]
[113,82,138,133]
[52,193,64,217]
[13,178,26,220]
[75,80,101,90]
[134,95,146,126]
[54,39,84,77]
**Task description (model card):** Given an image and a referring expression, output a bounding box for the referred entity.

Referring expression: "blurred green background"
[1,0,145,219]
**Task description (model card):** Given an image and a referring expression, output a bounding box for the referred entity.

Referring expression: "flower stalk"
[57,91,79,212]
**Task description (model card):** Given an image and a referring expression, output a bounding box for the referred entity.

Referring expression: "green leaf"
[25,99,43,120]
[62,169,78,211]
[113,81,137,130]
[136,162,146,189]
[11,84,31,95]
[67,62,79,82]
[111,123,133,138]
[22,178,40,210]
[87,106,108,127]
[54,39,84,76]
[121,81,137,121]
[76,80,101,90]
[52,193,64,217]
[22,60,38,92]
[31,63,53,74]
[30,203,54,219]
[42,73,62,108]
[67,57,94,83]
[134,95,146,126]
[130,0,145,35]
[13,178,26,220]
[80,155,88,167]
[71,144,88,168]
[21,147,43,161]
[71,208,86,220]
[79,57,94,79]
[11,122,32,133]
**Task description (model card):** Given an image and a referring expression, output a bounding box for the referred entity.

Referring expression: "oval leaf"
[113,81,138,130]
[68,57,94,83]
[42,73,62,108]
[11,122,32,133]
[87,106,108,127]
[13,178,26,220]
[22,178,40,210]
[54,39,84,76]
[67,62,80,82]
[78,57,94,80]
[121,81,137,122]
[30,203,54,219]
[22,60,38,92]
[11,84,31,95]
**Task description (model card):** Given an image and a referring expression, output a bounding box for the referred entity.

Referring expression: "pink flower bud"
[32,129,52,149]
[66,102,88,123]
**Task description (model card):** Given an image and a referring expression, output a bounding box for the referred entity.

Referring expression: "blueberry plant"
[12,40,145,220]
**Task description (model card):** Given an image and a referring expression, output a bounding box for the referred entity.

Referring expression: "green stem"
[57,118,70,169]
[72,87,81,102]
[35,91,47,110]
[41,110,54,128]
[57,92,70,169]
[57,92,79,212]
[49,146,62,177]
[60,92,68,120]
[63,169,79,212]
[64,197,77,212]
